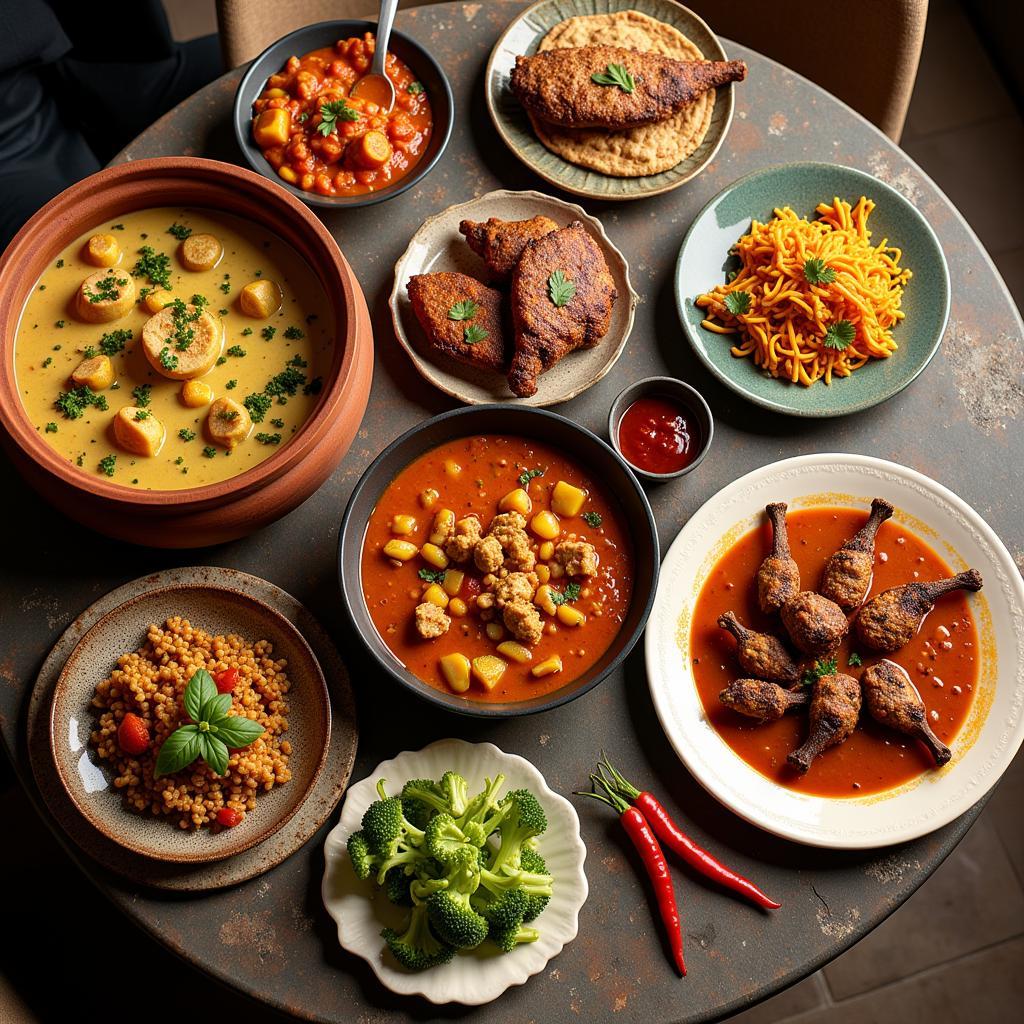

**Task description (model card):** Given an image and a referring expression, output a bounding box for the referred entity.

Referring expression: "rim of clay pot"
[0,157,363,509]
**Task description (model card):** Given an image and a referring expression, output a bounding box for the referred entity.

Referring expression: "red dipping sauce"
[618,395,702,475]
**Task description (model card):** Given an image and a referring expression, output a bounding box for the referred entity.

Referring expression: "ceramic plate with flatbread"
[390,189,637,406]
[486,0,737,201]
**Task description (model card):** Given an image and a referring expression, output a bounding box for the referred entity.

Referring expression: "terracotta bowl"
[49,582,332,863]
[0,157,373,547]
[338,405,660,718]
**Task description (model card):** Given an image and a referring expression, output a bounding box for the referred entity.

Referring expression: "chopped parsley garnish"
[218,308,229,316]
[55,320,65,329]
[44,422,57,433]
[174,456,184,465]
[823,319,856,351]
[448,300,480,321]
[158,347,179,371]
[225,379,237,390]
[132,384,151,407]
[848,652,863,667]
[84,271,128,304]
[178,427,196,441]
[317,99,360,135]
[265,366,305,399]
[82,346,97,359]
[803,257,837,285]
[418,567,446,584]
[801,657,839,687]
[241,327,253,337]
[111,223,124,231]
[303,376,322,396]
[216,356,227,366]
[99,328,133,356]
[56,387,108,420]
[407,81,424,95]
[297,112,308,123]
[243,393,272,423]
[201,446,217,458]
[219,281,231,294]
[283,326,304,340]
[56,259,64,268]
[547,270,575,308]
[270,418,285,429]
[167,223,192,240]
[463,325,488,345]
[723,291,751,315]
[130,246,172,290]
[41,357,52,368]
[134,409,151,421]
[287,354,307,368]
[255,432,282,445]
[581,511,603,528]
[98,454,117,477]
[518,467,544,488]
[217,409,239,422]
[226,345,246,357]
[591,62,635,93]
[76,453,84,466]
[261,326,277,341]
[550,582,582,606]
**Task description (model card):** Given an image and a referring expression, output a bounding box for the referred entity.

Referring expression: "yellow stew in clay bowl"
[13,208,332,489]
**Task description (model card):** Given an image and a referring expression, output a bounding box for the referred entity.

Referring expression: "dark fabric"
[0,0,222,250]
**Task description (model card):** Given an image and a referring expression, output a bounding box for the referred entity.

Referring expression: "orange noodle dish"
[696,197,911,386]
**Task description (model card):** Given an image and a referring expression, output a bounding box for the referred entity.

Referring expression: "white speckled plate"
[646,454,1024,849]
[485,0,736,201]
[389,189,637,407]
[322,738,588,1004]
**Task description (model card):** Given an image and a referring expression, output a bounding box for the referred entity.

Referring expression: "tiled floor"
[1,2,1021,1022]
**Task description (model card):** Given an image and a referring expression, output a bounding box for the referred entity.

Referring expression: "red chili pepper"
[216,807,244,828]
[117,712,150,756]
[577,774,686,977]
[214,668,239,694]
[599,758,780,911]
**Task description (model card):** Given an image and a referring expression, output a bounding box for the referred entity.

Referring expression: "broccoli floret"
[384,866,413,906]
[459,773,507,834]
[425,813,484,866]
[361,780,427,883]
[426,888,489,949]
[439,770,470,818]
[520,847,551,922]
[401,778,446,826]
[479,864,554,901]
[381,902,455,971]
[473,885,528,937]
[490,922,541,954]
[487,789,548,875]
[347,830,379,881]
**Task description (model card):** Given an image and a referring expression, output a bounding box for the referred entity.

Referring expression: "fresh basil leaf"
[591,62,635,93]
[547,269,576,308]
[184,669,216,723]
[204,692,233,725]
[154,724,201,777]
[200,732,230,777]
[213,715,266,749]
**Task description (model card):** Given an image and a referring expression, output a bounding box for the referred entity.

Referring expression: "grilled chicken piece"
[780,592,849,658]
[510,47,747,130]
[407,272,508,373]
[459,216,559,280]
[820,498,894,610]
[787,673,861,774]
[757,502,800,614]
[719,678,809,722]
[855,569,983,653]
[508,222,616,397]
[861,661,951,766]
[717,611,799,685]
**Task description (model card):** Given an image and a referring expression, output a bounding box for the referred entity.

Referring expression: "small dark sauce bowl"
[608,376,714,483]
[233,20,454,210]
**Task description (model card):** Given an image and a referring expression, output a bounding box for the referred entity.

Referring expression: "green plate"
[485,0,736,201]
[674,162,951,417]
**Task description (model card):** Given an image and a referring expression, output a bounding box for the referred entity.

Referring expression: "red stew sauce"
[618,396,703,475]
[691,507,979,797]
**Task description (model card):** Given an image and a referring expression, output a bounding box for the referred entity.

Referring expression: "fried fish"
[508,222,616,397]
[459,215,559,280]
[510,46,747,130]
[407,272,508,373]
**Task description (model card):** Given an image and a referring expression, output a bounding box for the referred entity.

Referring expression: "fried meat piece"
[510,46,747,130]
[719,679,809,722]
[407,272,507,373]
[488,511,536,571]
[509,222,616,397]
[554,538,598,577]
[503,599,545,645]
[415,602,450,639]
[787,673,861,774]
[819,498,894,610]
[780,592,849,658]
[757,503,800,614]
[494,571,539,606]
[717,611,799,685]
[861,660,951,766]
[444,516,482,563]
[473,536,505,574]
[459,216,559,280]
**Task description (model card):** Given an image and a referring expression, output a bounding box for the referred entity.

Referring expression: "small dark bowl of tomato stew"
[233,20,454,209]
[608,377,714,483]
[338,405,659,718]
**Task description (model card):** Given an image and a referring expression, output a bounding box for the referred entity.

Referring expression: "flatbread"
[531,10,714,178]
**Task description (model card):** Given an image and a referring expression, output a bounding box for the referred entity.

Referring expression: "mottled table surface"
[2,2,1022,1022]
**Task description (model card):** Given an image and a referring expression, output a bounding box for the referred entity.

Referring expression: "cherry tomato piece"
[117,712,150,755]
[214,668,239,693]
[216,807,244,828]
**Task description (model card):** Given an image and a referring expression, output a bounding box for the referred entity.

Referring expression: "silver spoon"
[349,0,399,112]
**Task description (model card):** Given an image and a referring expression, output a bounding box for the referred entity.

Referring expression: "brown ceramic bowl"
[0,157,373,547]
[49,581,332,864]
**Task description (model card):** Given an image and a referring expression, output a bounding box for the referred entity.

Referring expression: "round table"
[3,2,1022,1021]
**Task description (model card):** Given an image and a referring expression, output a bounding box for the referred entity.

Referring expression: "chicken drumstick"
[756,502,800,614]
[820,498,894,610]
[860,660,952,766]
[855,569,983,653]
[717,611,800,684]
[787,673,862,774]
[719,678,809,722]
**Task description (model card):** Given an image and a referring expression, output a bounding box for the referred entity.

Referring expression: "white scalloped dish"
[646,454,1024,849]
[321,739,588,1004]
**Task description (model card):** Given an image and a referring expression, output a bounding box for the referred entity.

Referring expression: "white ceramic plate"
[645,454,1024,849]
[321,738,588,1004]
[389,189,637,407]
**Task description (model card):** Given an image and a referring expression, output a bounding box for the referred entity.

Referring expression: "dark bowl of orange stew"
[233,21,453,209]
[338,405,659,717]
